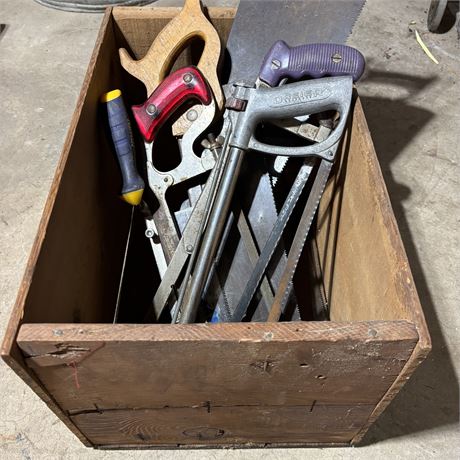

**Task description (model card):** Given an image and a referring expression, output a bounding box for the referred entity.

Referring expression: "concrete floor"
[0,0,458,458]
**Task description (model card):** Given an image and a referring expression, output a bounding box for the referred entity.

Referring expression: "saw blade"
[230,158,315,322]
[226,0,366,85]
[267,159,334,322]
[212,158,283,322]
[215,0,365,321]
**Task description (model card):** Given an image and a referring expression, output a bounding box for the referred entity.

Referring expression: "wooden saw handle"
[119,0,223,111]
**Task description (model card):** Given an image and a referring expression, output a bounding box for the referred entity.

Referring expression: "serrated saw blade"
[267,158,334,321]
[213,0,365,321]
[226,0,366,85]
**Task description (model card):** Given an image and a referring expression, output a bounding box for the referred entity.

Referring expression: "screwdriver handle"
[132,66,212,143]
[101,90,145,206]
[259,40,365,87]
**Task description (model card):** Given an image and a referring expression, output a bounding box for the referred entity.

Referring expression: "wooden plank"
[112,6,237,21]
[344,99,432,444]
[71,403,375,446]
[0,8,119,448]
[316,96,427,328]
[314,96,431,443]
[98,441,350,449]
[316,101,410,321]
[10,11,129,326]
[17,321,418,414]
[352,338,431,445]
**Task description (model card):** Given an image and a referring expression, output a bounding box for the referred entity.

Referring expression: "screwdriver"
[101,89,145,205]
[101,89,145,322]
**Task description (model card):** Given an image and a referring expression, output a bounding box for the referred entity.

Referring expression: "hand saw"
[118,0,240,319]
[210,40,365,323]
[129,65,228,320]
[131,65,214,262]
[177,75,355,324]
[229,42,365,322]
[118,0,223,263]
[117,1,282,321]
[212,0,366,321]
[119,0,223,137]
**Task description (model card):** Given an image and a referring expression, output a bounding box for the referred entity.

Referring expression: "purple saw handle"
[259,40,365,86]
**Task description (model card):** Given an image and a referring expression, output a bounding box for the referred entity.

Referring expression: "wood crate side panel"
[19,11,130,324]
[17,322,418,413]
[351,339,431,445]
[1,8,118,448]
[2,351,92,447]
[349,99,430,348]
[314,96,432,443]
[316,97,427,331]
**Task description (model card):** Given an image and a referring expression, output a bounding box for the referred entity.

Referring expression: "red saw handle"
[132,66,212,142]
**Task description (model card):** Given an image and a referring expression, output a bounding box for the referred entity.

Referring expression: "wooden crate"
[1,6,431,448]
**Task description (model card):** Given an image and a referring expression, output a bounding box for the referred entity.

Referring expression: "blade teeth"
[346,0,367,42]
[267,156,301,320]
[269,156,288,188]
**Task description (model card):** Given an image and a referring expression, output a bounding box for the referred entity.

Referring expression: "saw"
[211,0,367,321]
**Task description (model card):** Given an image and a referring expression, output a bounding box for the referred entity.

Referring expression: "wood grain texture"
[343,98,432,444]
[71,404,375,446]
[17,321,418,416]
[9,10,133,326]
[314,95,431,444]
[0,7,118,448]
[113,6,235,51]
[17,320,417,343]
[117,2,224,136]
[352,338,431,445]
[316,96,426,327]
[118,2,223,99]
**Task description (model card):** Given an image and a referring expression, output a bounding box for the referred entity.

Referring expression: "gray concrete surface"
[1,0,459,458]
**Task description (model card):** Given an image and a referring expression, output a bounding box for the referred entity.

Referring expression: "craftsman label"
[272,87,331,107]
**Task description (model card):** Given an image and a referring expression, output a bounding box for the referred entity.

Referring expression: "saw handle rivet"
[332,53,342,63]
[146,103,158,117]
[201,139,211,149]
[186,109,198,121]
[183,73,194,84]
[271,59,281,70]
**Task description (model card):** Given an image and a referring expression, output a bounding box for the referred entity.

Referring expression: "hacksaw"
[215,0,366,320]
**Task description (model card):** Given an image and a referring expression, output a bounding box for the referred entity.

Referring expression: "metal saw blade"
[226,0,366,85]
[214,0,365,321]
